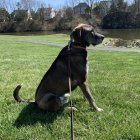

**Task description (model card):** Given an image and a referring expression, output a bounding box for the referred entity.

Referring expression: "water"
[1,29,140,40]
[102,29,140,40]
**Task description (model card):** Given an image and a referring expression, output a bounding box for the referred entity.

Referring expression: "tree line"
[102,0,140,29]
[0,0,140,33]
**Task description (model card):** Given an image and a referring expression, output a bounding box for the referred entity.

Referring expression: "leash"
[68,42,74,140]
[67,41,86,140]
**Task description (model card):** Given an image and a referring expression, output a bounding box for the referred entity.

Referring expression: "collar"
[73,45,87,51]
[68,40,87,51]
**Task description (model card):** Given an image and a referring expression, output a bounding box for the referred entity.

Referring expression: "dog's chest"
[86,57,89,74]
[71,55,88,85]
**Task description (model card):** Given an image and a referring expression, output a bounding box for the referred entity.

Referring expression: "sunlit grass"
[0,35,140,139]
[0,33,108,47]
[0,34,69,43]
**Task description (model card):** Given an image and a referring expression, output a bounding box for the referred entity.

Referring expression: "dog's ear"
[70,28,82,42]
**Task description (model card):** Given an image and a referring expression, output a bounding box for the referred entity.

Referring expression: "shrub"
[102,11,134,29]
[15,20,43,32]
[135,14,140,28]
[0,22,16,33]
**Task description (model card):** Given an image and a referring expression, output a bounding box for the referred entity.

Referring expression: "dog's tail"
[13,85,33,103]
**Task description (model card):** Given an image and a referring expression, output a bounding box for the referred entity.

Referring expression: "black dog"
[13,24,104,112]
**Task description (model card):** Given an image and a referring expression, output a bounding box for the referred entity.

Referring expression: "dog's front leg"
[79,82,103,112]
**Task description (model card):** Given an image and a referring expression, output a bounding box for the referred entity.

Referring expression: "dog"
[13,24,104,112]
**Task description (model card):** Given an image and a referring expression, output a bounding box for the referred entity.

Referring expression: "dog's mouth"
[92,38,104,46]
[92,43,97,46]
[92,41,102,46]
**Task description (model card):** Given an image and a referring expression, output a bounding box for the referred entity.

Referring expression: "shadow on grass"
[14,103,64,128]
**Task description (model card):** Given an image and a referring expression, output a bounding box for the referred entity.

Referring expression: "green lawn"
[0,34,69,43]
[0,34,108,47]
[0,35,140,140]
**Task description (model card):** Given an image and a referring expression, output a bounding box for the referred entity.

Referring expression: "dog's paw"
[59,96,69,104]
[95,107,103,112]
[64,93,70,97]
[68,107,78,112]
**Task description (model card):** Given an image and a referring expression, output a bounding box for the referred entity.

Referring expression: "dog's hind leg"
[60,94,78,111]
[59,93,70,105]
[37,93,62,112]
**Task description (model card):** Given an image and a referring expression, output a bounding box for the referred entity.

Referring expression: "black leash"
[67,40,86,140]
[67,42,74,140]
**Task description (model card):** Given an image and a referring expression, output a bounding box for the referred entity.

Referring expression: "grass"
[0,34,69,43]
[0,34,140,140]
[0,33,108,47]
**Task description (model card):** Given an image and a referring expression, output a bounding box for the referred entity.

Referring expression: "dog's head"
[70,24,104,46]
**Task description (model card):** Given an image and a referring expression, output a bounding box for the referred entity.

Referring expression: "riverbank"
[103,38,140,48]
[1,28,140,39]
[0,34,140,51]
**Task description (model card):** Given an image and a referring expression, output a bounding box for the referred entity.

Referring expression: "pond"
[1,29,140,40]
[102,29,140,40]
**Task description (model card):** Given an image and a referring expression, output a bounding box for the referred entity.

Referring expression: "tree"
[102,11,133,29]
[102,0,133,29]
[8,0,17,12]
[65,0,81,8]
[36,5,45,25]
[135,14,140,27]
[16,2,22,10]
[0,8,10,22]
[116,0,127,11]
[134,0,140,14]
[0,0,8,10]
[84,0,96,18]
[11,10,27,22]
[110,1,117,13]
[63,7,73,20]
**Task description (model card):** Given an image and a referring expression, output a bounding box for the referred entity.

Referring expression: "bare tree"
[20,0,35,10]
[0,0,16,12]
[8,0,17,12]
[135,0,140,14]
[65,0,80,8]
[127,0,139,14]
[18,0,46,11]
[16,2,22,10]
[0,0,46,12]
[0,0,8,10]
[83,0,97,18]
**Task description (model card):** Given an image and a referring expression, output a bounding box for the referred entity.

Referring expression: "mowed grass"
[0,34,69,43]
[0,33,108,47]
[0,35,140,140]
